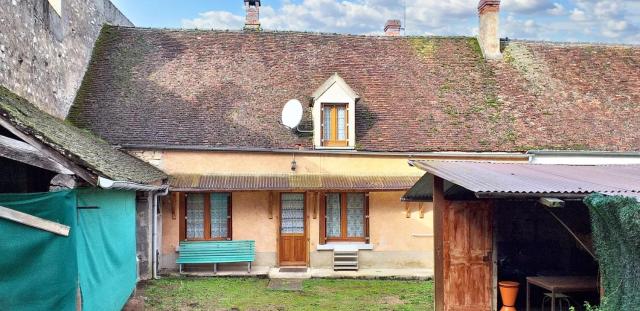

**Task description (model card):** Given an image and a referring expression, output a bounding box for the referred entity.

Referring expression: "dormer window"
[322,103,348,147]
[312,73,359,149]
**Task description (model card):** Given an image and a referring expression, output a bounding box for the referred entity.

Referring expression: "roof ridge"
[104,25,474,39]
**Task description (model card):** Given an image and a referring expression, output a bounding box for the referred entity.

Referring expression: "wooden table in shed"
[526,276,598,311]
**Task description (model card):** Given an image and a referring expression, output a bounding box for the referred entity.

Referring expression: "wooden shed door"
[279,193,307,266]
[444,201,493,311]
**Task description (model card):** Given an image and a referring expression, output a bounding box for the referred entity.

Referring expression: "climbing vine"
[583,194,640,310]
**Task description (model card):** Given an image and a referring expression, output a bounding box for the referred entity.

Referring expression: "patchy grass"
[143,277,434,311]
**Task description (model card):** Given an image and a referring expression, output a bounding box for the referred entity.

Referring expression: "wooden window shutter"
[203,194,212,240]
[365,193,370,243]
[227,193,233,240]
[178,192,186,241]
[319,192,326,245]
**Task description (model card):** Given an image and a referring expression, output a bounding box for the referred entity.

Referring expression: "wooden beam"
[0,134,73,174]
[268,191,274,219]
[313,191,318,219]
[0,117,97,185]
[419,202,425,219]
[0,205,70,236]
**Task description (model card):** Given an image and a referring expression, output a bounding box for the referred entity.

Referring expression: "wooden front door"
[444,200,493,311]
[279,193,307,266]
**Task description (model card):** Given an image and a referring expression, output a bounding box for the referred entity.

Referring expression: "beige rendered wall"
[309,191,433,269]
[160,191,278,270]
[161,190,434,270]
[153,151,425,176]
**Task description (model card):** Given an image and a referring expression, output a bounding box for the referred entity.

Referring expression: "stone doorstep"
[268,267,312,279]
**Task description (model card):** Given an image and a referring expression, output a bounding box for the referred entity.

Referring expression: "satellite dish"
[281,99,303,129]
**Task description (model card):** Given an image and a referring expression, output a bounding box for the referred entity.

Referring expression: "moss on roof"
[0,86,166,184]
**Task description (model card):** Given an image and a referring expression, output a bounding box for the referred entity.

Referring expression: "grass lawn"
[143,277,434,311]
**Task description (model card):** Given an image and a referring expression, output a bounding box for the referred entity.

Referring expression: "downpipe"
[151,187,169,279]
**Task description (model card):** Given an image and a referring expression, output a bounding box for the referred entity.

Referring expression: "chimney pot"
[244,0,261,30]
[384,19,401,36]
[477,0,501,59]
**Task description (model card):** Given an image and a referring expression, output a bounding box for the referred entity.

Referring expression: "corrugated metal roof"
[170,174,420,191]
[410,160,640,197]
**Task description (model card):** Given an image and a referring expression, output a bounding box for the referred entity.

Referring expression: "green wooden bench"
[176,240,255,274]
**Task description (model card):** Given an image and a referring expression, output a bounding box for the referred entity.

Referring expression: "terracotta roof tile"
[68,26,640,152]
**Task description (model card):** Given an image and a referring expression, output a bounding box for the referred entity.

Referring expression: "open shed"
[0,87,167,310]
[404,160,640,311]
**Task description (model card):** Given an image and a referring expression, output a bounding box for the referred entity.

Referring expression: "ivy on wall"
[583,194,640,310]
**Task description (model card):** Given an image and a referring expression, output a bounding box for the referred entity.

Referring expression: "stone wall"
[135,192,152,280]
[0,0,132,118]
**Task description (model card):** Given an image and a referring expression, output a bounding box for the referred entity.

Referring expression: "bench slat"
[177,240,256,266]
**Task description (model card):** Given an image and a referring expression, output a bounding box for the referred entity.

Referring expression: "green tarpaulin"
[76,189,137,311]
[0,190,78,311]
[0,189,138,311]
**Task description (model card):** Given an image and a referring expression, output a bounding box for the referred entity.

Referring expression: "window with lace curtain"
[185,193,231,240]
[321,104,348,147]
[321,192,368,242]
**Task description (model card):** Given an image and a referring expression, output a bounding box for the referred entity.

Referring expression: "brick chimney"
[384,19,401,36]
[244,0,261,30]
[478,0,501,59]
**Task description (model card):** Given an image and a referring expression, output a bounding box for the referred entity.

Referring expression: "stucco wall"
[160,190,434,270]
[137,150,431,177]
[151,150,523,271]
[0,0,132,118]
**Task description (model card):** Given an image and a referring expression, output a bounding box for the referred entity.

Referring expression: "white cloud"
[547,3,564,16]
[502,14,544,38]
[569,8,587,22]
[181,11,243,29]
[502,0,554,14]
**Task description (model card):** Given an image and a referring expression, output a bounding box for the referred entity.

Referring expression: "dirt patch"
[378,295,404,306]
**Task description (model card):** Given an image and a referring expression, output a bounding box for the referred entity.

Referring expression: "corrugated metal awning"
[170,174,421,191]
[407,160,640,199]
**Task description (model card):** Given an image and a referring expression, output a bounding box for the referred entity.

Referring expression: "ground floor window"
[321,192,369,243]
[184,193,231,240]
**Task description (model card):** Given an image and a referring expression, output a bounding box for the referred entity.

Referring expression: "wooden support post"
[0,205,70,236]
[419,202,425,219]
[405,202,411,218]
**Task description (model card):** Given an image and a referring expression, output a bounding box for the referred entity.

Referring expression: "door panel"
[279,193,307,266]
[444,201,493,311]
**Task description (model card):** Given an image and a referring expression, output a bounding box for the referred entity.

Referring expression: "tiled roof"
[0,86,167,184]
[68,26,640,152]
[170,174,420,191]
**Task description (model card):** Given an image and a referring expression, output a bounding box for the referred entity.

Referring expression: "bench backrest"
[177,240,255,263]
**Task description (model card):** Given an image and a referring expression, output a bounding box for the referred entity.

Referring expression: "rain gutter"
[97,177,168,192]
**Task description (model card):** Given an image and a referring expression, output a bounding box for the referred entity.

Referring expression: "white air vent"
[333,250,359,271]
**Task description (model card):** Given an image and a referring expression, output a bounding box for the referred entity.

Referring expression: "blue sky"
[111,0,639,44]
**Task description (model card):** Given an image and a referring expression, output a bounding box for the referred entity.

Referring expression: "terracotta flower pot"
[499,281,520,311]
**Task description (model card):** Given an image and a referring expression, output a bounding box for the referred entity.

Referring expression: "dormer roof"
[311,73,359,101]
